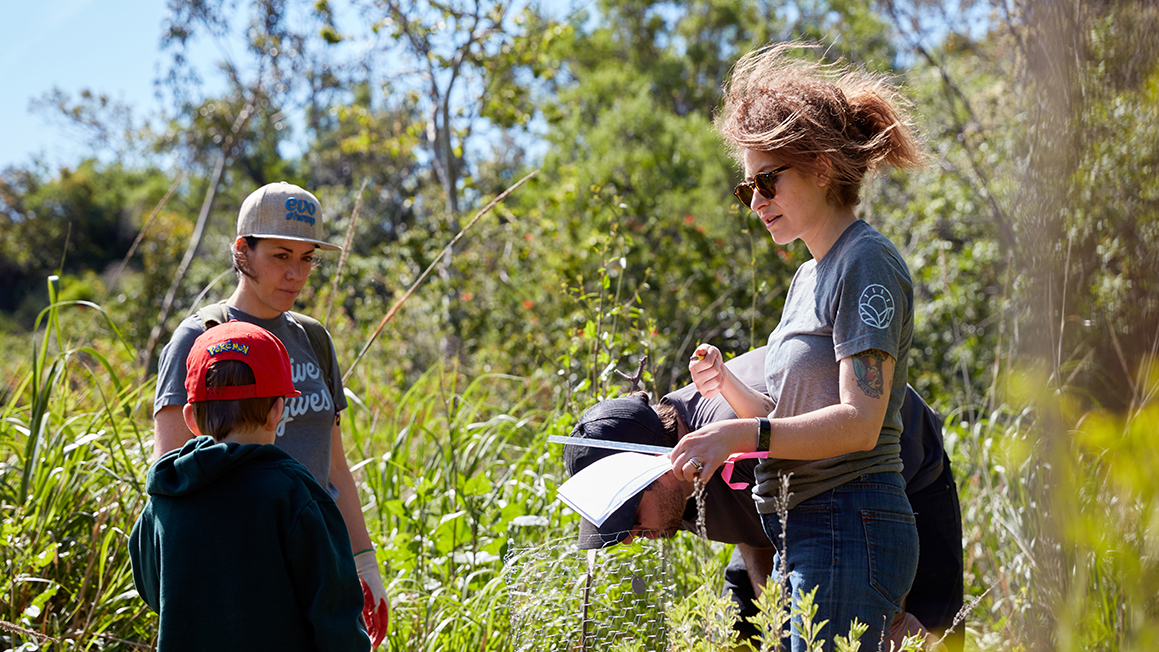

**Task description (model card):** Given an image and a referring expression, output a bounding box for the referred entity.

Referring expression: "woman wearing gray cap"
[670,44,926,650]
[151,182,389,647]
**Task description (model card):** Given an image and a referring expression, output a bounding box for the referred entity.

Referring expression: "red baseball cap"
[185,321,302,403]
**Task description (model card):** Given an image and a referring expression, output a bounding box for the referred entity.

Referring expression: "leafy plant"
[1,278,154,650]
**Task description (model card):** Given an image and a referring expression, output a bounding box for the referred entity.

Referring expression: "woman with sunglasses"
[670,44,927,650]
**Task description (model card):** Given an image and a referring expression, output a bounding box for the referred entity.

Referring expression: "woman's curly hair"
[716,43,925,207]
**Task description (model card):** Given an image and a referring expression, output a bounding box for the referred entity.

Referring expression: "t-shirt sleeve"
[153,316,207,416]
[325,330,349,414]
[831,240,912,363]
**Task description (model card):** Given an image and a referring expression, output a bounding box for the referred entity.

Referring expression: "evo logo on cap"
[285,197,317,226]
[206,340,250,356]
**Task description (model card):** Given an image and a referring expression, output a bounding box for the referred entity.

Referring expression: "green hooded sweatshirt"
[129,436,369,652]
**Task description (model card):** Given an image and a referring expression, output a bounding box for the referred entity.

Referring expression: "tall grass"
[943,361,1159,651]
[2,274,1156,651]
[342,363,565,651]
[1,278,155,650]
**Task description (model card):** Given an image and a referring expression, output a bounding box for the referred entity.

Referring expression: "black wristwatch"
[755,417,771,452]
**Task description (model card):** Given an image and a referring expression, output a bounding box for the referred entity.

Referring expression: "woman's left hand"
[670,419,756,483]
[354,550,389,647]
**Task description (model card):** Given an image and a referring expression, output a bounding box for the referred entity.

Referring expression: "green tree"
[1004,2,1159,646]
[0,162,172,323]
[479,0,925,395]
[309,0,566,360]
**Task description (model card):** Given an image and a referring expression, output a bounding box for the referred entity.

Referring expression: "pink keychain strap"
[721,451,769,490]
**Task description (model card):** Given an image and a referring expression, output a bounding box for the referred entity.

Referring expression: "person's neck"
[803,206,857,262]
[220,426,274,446]
[227,286,282,320]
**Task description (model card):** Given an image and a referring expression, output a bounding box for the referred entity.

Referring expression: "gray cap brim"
[238,231,342,252]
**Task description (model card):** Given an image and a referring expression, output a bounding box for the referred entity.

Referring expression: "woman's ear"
[233,236,250,258]
[815,156,833,187]
[182,403,203,437]
[265,397,285,432]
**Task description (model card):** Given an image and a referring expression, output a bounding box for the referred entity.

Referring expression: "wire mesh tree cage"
[504,535,678,652]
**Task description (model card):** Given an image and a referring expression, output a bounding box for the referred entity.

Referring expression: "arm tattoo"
[759,396,775,415]
[852,349,888,400]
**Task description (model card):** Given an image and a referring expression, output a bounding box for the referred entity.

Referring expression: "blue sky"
[1,0,185,170]
[0,0,552,173]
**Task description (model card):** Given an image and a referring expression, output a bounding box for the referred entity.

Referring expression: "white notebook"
[557,452,673,526]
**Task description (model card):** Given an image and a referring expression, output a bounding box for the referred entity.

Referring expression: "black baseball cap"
[564,395,676,549]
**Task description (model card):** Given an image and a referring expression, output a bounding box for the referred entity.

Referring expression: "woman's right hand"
[689,343,727,398]
[670,418,754,483]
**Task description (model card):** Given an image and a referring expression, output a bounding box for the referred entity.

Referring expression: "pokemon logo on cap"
[185,321,302,403]
[205,340,251,356]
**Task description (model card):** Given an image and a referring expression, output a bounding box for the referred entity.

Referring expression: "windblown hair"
[190,359,279,441]
[716,43,925,207]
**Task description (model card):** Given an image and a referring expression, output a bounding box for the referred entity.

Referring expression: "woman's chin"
[768,230,793,246]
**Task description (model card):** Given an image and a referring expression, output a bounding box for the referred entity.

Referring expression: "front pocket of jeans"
[861,509,918,606]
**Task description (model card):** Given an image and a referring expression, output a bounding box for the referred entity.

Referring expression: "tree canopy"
[6,0,1155,409]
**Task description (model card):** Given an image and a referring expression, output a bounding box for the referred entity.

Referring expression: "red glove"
[360,578,389,648]
[354,550,388,648]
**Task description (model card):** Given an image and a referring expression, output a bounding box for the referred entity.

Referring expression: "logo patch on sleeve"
[858,284,895,329]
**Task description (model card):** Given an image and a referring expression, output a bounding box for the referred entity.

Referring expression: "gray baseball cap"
[237,182,341,251]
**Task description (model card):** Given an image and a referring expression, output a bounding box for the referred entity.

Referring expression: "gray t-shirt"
[754,219,913,513]
[154,306,349,496]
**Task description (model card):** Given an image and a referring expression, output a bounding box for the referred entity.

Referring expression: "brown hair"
[651,401,680,444]
[190,359,279,441]
[626,390,680,446]
[716,43,925,207]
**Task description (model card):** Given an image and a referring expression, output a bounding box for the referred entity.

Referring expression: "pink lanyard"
[720,451,769,490]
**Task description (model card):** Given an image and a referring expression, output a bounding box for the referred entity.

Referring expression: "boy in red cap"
[130,321,371,652]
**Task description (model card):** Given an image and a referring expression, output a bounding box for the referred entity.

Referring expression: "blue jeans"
[760,472,918,652]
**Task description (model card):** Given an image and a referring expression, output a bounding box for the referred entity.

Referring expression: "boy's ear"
[182,404,203,437]
[264,397,285,432]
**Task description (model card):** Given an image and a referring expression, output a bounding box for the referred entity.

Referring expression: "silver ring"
[689,458,704,473]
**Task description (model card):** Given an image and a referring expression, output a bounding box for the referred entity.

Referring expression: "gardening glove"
[354,549,389,648]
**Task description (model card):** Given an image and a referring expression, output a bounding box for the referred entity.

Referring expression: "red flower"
[684,215,695,224]
[522,300,534,309]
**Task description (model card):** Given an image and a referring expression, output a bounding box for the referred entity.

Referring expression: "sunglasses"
[733,165,791,207]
